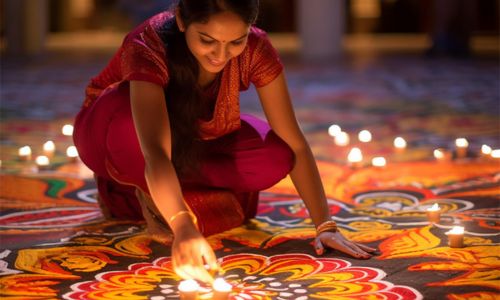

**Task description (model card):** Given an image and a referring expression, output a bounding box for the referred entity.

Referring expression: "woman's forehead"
[189,11,250,41]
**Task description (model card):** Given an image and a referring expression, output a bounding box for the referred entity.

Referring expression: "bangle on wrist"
[316,220,337,235]
[169,210,197,226]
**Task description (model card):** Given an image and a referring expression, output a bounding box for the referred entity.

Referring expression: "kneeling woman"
[73,0,376,283]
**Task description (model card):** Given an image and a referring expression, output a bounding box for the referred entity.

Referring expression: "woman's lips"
[208,58,225,67]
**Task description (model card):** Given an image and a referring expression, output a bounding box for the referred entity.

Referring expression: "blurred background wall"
[0,0,498,58]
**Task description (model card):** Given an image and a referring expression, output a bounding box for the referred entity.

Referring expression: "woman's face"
[179,11,250,74]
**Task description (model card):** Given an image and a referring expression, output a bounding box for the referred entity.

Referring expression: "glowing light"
[433,149,444,159]
[62,124,74,136]
[66,146,78,158]
[433,148,452,162]
[455,138,469,148]
[481,144,492,155]
[455,138,469,158]
[425,203,441,224]
[178,279,199,300]
[371,156,386,167]
[335,131,350,146]
[491,149,500,158]
[445,226,465,248]
[446,226,464,235]
[426,203,440,212]
[18,146,32,160]
[212,278,232,299]
[347,148,363,168]
[43,141,55,151]
[213,278,232,293]
[328,124,341,137]
[43,140,56,157]
[358,130,372,143]
[393,137,407,149]
[178,279,199,292]
[35,155,50,168]
[66,146,79,162]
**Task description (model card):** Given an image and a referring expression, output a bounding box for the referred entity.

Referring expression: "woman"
[73,0,376,283]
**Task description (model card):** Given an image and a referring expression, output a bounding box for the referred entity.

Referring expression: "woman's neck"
[198,69,219,89]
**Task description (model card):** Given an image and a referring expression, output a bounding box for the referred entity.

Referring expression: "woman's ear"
[175,8,185,32]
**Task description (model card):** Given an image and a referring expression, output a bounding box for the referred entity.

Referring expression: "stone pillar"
[59,0,95,31]
[296,0,345,60]
[3,0,49,56]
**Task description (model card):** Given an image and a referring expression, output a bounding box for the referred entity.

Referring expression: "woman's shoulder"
[236,26,283,88]
[248,26,270,43]
[148,11,174,30]
[245,26,278,55]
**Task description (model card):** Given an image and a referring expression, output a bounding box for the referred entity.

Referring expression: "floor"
[1,34,499,299]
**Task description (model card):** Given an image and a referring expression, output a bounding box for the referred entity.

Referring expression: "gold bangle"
[168,210,197,226]
[318,221,337,230]
[316,220,338,235]
[318,225,337,234]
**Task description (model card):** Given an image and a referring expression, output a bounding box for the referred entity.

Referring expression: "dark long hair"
[158,0,259,176]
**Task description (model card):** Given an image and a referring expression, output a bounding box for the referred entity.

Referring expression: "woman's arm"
[256,73,375,258]
[130,81,188,230]
[256,73,330,227]
[129,80,218,281]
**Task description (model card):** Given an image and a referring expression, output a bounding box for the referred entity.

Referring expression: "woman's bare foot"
[136,189,173,244]
[96,194,114,219]
[93,174,113,219]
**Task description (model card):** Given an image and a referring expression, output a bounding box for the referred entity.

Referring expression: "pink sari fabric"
[83,12,283,140]
[74,12,290,235]
[73,83,294,235]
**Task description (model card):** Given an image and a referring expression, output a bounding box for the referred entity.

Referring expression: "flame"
[427,203,440,212]
[446,226,464,235]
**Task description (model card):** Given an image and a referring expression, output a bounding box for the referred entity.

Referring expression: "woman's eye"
[231,40,244,46]
[200,38,214,44]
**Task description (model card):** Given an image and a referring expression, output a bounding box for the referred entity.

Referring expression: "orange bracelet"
[168,210,197,226]
[316,220,338,235]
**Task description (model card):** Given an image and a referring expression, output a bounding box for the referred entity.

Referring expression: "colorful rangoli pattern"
[1,157,498,299]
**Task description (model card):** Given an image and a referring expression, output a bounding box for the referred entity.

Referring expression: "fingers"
[318,232,371,259]
[356,243,377,253]
[324,239,366,257]
[172,240,218,283]
[201,243,219,271]
[174,255,215,283]
[192,251,216,283]
[314,236,325,256]
[343,241,371,259]
[172,258,191,280]
[201,244,219,280]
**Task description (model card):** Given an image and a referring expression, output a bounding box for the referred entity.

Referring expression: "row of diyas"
[18,145,78,161]
[16,124,78,170]
[178,278,231,300]
[347,147,388,168]
[426,203,465,248]
[328,124,499,167]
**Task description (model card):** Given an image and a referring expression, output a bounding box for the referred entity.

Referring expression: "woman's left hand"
[314,231,377,259]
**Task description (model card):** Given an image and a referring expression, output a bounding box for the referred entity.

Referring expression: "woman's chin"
[202,61,226,73]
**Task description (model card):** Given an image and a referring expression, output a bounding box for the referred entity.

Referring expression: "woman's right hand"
[171,224,219,283]
[129,81,218,282]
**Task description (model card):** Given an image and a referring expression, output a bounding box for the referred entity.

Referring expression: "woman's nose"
[213,44,228,61]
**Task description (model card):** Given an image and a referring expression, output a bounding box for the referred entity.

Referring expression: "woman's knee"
[105,104,146,181]
[262,132,295,182]
[239,132,294,191]
[75,82,145,186]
